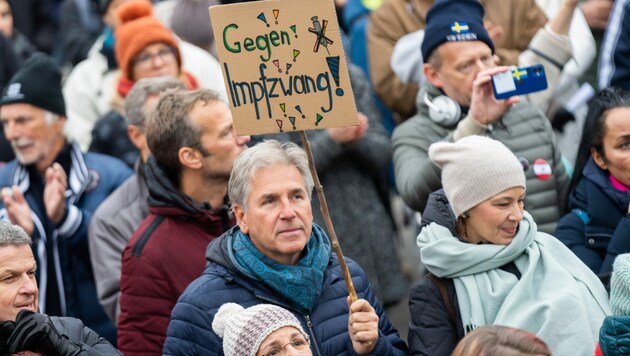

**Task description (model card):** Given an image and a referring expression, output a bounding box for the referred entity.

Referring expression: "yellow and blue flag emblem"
[512,68,528,81]
[450,22,470,34]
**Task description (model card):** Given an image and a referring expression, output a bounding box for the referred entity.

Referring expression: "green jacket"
[392,83,569,234]
[600,316,630,356]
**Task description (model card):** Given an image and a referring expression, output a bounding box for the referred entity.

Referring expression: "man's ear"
[178,147,203,170]
[424,63,443,89]
[591,147,608,171]
[233,204,249,234]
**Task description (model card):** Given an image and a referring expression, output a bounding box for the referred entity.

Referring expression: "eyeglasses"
[132,46,176,69]
[261,337,310,356]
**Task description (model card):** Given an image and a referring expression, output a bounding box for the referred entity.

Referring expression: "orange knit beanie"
[115,1,182,81]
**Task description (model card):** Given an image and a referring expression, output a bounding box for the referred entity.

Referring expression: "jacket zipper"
[304,314,323,356]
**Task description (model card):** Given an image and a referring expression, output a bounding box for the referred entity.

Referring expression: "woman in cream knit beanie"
[409,135,610,355]
[428,135,526,243]
[212,303,312,356]
[428,135,526,219]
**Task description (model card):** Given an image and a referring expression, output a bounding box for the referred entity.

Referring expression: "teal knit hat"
[611,254,630,316]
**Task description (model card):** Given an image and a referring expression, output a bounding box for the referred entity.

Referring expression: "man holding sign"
[163,140,407,355]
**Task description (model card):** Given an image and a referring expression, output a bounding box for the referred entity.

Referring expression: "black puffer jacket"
[409,190,464,356]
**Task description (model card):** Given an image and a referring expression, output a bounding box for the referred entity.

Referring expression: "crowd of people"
[0,0,629,355]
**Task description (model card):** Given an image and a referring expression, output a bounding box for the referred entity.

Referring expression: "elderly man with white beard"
[0,53,131,345]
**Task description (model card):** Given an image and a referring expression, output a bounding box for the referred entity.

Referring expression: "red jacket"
[117,157,234,355]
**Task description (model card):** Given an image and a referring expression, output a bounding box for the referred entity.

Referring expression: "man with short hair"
[117,88,250,355]
[0,53,131,344]
[0,220,121,355]
[88,76,185,324]
[393,0,570,233]
[163,140,408,355]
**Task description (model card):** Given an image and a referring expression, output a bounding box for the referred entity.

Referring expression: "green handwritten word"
[223,24,291,62]
[224,62,334,120]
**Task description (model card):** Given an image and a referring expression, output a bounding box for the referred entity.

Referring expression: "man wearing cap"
[0,53,132,344]
[0,220,122,355]
[163,140,408,355]
[392,0,571,234]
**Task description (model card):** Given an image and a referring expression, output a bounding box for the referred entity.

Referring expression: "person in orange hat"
[62,0,227,152]
[113,0,196,97]
[89,0,200,168]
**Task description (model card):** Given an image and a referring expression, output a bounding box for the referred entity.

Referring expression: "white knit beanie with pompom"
[212,303,309,356]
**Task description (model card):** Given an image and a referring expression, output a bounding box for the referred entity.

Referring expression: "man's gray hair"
[0,220,32,247]
[124,77,185,128]
[228,140,314,211]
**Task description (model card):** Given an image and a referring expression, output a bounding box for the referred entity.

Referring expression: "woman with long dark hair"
[555,87,630,277]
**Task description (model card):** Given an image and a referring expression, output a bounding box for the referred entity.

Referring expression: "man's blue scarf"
[231,224,331,314]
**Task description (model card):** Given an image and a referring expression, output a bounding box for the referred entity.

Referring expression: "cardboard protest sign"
[209,0,357,135]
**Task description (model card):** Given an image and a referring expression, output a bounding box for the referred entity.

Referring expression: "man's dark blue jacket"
[163,226,408,355]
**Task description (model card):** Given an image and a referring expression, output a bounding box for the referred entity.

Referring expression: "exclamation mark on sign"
[257,13,270,27]
[276,119,283,132]
[289,116,296,130]
[292,49,300,62]
[315,113,324,126]
[290,25,298,38]
[326,56,343,96]
[286,63,292,74]
[280,103,287,117]
[273,9,279,24]
[273,59,282,73]
[295,105,305,118]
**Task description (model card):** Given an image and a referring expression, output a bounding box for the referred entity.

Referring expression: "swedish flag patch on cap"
[450,22,469,34]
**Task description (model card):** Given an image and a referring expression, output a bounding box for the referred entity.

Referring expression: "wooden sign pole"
[299,130,357,302]
[209,0,359,302]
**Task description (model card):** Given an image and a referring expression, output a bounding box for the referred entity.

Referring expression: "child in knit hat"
[212,303,312,356]
[408,135,610,355]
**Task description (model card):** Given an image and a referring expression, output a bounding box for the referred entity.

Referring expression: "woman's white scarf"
[418,211,610,356]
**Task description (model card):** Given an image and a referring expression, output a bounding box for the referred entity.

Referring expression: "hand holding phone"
[469,66,520,126]
[491,64,548,100]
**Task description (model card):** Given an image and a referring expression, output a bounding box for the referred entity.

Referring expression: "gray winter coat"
[50,316,122,355]
[88,162,149,323]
